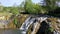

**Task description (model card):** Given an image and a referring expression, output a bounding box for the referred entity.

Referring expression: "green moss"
[48,27,54,32]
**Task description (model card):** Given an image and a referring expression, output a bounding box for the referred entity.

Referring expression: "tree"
[10,7,19,15]
[42,0,60,16]
[19,1,25,13]
[43,0,58,11]
[24,0,33,13]
[24,0,42,14]
[39,0,60,15]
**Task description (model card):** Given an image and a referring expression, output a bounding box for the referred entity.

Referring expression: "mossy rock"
[7,20,16,29]
[47,18,60,32]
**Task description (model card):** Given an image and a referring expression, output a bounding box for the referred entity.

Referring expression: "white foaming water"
[20,17,35,34]
[20,16,48,34]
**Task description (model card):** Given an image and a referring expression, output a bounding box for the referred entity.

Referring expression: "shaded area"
[36,21,53,34]
[48,7,60,17]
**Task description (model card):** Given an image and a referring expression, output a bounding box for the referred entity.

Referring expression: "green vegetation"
[13,18,18,28]
[0,0,60,15]
[19,0,60,15]
[0,0,60,29]
[0,0,60,34]
[0,6,19,16]
[48,27,54,32]
[13,18,18,26]
[10,7,19,15]
[45,27,54,34]
[24,0,42,14]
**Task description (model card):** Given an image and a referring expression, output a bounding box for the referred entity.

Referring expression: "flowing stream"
[0,29,22,34]
[19,16,48,34]
[20,16,60,34]
[20,17,36,34]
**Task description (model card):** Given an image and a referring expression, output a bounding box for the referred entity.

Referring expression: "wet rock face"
[46,18,60,34]
[12,14,60,34]
[15,14,60,34]
[35,18,60,34]
[36,21,53,34]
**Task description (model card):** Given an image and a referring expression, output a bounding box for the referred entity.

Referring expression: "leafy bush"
[13,18,18,27]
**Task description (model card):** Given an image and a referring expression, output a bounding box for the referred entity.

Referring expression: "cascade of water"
[20,16,48,34]
[31,17,48,34]
[36,17,48,22]
[19,16,36,34]
[20,17,31,30]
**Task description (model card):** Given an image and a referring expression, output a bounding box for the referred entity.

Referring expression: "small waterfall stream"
[19,16,48,34]
[20,16,36,34]
[19,15,60,34]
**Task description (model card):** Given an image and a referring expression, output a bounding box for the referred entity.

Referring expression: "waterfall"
[19,15,60,34]
[37,17,48,22]
[19,15,49,34]
[19,16,36,34]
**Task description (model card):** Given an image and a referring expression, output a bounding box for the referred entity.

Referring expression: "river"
[0,29,22,34]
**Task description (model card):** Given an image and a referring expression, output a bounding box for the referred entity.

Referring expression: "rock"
[57,19,60,23]
[31,22,40,34]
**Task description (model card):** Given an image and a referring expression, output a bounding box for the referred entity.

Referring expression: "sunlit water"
[0,29,22,34]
